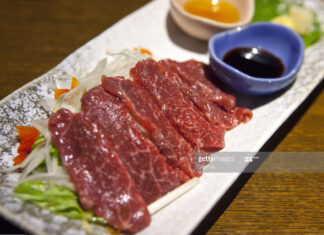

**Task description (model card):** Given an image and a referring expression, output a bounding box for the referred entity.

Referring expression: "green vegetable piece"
[50,143,62,165]
[252,0,322,47]
[14,181,107,225]
[31,142,63,173]
[252,0,293,22]
[31,136,45,149]
[302,18,322,48]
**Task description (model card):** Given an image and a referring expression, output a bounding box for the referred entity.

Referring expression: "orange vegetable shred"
[14,126,40,165]
[17,138,36,153]
[54,88,70,100]
[133,47,152,56]
[13,152,27,165]
[71,77,80,89]
[16,126,40,141]
[54,77,80,99]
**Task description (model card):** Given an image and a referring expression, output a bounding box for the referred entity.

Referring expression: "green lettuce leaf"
[14,181,107,225]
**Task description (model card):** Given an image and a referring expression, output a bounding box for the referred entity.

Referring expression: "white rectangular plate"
[1,0,324,234]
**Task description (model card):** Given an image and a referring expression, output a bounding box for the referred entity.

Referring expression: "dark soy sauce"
[223,47,285,78]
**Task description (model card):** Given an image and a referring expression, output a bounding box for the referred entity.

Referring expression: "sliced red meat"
[81,86,189,204]
[49,108,150,233]
[158,61,217,124]
[158,61,233,129]
[101,76,200,177]
[130,58,225,151]
[164,59,237,112]
[160,61,252,130]
[233,107,253,124]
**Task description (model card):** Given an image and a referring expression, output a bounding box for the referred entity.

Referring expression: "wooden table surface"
[0,0,323,234]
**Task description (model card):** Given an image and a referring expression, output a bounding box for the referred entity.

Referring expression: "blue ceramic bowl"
[208,22,304,95]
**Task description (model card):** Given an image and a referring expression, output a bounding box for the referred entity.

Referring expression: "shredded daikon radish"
[31,119,50,139]
[55,165,68,174]
[31,119,52,173]
[19,145,47,180]
[0,162,23,173]
[54,58,108,112]
[54,49,149,113]
[21,173,75,191]
[148,177,199,214]
[51,156,59,173]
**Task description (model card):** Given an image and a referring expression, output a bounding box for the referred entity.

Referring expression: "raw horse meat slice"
[164,59,237,112]
[49,108,150,233]
[164,59,253,124]
[160,61,252,129]
[101,76,200,177]
[233,107,253,123]
[159,61,234,129]
[130,58,225,150]
[81,86,189,204]
[159,61,220,125]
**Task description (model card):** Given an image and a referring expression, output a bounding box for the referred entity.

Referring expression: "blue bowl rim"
[208,22,305,84]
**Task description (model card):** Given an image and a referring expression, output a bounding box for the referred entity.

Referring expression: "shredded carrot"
[54,88,70,100]
[16,126,40,142]
[14,126,40,165]
[17,138,37,153]
[71,77,80,89]
[54,77,80,99]
[133,47,152,56]
[140,48,152,56]
[13,152,27,165]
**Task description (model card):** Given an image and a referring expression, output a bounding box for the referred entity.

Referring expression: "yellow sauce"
[183,0,240,23]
